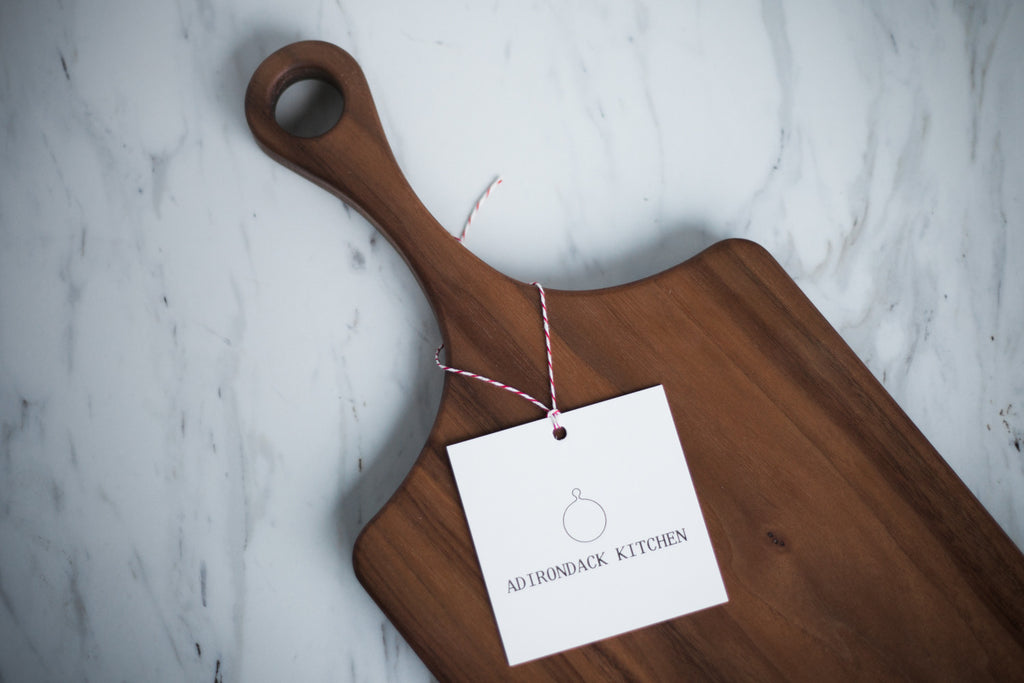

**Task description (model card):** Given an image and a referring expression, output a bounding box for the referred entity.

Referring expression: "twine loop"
[434,282,562,436]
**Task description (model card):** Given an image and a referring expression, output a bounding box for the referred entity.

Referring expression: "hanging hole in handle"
[553,426,568,440]
[274,78,345,138]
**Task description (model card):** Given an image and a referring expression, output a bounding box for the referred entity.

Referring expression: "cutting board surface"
[246,42,1024,680]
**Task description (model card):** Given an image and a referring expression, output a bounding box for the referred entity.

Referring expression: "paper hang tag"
[447,385,728,666]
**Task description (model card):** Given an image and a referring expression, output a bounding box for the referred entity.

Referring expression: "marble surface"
[1,0,1022,680]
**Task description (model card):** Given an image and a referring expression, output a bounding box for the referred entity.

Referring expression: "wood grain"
[246,41,1024,681]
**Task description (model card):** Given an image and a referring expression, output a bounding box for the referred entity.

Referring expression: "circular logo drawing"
[562,488,607,543]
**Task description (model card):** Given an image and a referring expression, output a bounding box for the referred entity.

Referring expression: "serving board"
[245,41,1024,680]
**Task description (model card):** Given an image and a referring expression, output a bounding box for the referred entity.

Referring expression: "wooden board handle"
[244,41,492,310]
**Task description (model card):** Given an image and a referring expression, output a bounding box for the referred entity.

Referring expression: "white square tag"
[447,385,728,666]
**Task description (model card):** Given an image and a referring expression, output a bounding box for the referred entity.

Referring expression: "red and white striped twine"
[434,282,562,433]
[440,177,562,433]
[456,176,502,243]
[536,283,560,427]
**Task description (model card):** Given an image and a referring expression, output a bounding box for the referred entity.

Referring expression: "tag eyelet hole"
[553,426,568,440]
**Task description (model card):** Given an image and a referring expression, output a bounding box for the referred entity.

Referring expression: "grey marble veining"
[1,1,1022,681]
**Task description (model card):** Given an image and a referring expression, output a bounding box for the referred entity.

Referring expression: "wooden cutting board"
[246,41,1024,680]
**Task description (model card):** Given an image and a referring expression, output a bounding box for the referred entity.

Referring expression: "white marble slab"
[1,1,1021,681]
